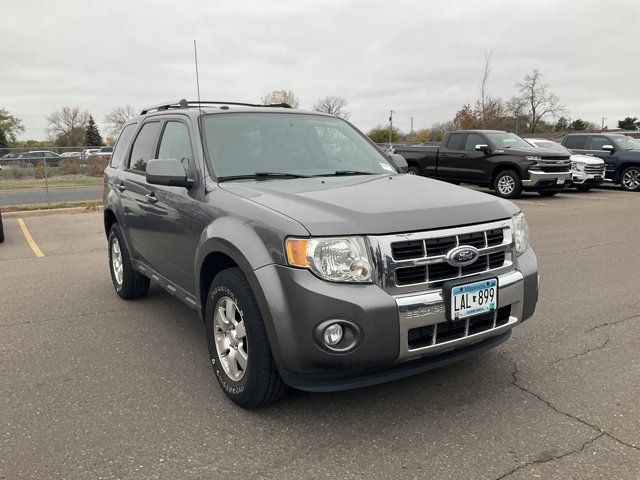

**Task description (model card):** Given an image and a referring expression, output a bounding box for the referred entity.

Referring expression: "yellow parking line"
[17,218,44,258]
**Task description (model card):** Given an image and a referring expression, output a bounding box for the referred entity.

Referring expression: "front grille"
[392,240,424,260]
[407,306,511,350]
[584,165,605,175]
[538,164,571,173]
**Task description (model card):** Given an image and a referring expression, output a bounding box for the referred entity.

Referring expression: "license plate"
[556,177,564,185]
[450,279,498,321]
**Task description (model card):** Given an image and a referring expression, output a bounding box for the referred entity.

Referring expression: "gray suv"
[103,100,539,408]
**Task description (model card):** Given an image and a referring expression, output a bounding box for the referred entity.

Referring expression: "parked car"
[60,151,82,158]
[526,138,605,191]
[82,148,100,157]
[103,100,539,408]
[17,150,62,167]
[391,130,572,198]
[561,133,640,192]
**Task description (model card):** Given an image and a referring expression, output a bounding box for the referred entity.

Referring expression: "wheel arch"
[490,163,522,189]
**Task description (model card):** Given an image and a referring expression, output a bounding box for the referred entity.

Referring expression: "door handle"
[145,193,158,204]
[115,183,125,192]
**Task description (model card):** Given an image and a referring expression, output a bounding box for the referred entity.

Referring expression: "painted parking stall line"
[17,218,44,258]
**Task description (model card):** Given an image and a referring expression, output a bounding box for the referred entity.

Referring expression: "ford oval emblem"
[446,245,480,267]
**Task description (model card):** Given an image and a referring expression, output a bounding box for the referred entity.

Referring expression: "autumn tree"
[104,105,137,136]
[261,90,299,108]
[84,115,104,146]
[617,117,639,131]
[46,106,89,146]
[516,69,564,133]
[312,95,351,119]
[406,128,430,142]
[430,121,457,141]
[0,108,25,143]
[367,125,401,143]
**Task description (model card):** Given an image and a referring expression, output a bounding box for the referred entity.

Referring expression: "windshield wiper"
[217,172,311,182]
[316,170,380,177]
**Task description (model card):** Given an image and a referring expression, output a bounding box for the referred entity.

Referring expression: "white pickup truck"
[527,138,606,191]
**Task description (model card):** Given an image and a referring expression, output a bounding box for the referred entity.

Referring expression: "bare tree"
[506,95,528,133]
[46,106,89,146]
[479,51,493,129]
[261,89,299,108]
[104,105,137,136]
[312,95,351,119]
[516,69,564,133]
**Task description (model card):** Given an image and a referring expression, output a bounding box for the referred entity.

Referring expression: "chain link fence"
[0,146,109,208]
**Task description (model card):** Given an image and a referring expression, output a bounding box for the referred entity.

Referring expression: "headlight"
[524,155,542,161]
[572,162,585,172]
[285,236,373,282]
[512,212,529,256]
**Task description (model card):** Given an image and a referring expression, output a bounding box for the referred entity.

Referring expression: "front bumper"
[571,171,605,186]
[522,170,572,189]
[250,247,538,392]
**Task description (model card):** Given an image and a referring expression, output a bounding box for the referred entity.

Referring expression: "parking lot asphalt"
[1,186,639,480]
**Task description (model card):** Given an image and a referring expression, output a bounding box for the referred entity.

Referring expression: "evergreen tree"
[617,117,639,131]
[569,119,587,131]
[0,128,9,149]
[84,115,104,146]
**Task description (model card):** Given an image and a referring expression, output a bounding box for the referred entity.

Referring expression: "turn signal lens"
[285,238,310,267]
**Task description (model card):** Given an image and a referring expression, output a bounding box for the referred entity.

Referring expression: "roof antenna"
[193,40,202,111]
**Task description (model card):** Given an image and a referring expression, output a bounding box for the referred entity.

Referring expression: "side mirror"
[475,144,491,154]
[145,159,193,188]
[388,153,409,173]
[601,144,615,153]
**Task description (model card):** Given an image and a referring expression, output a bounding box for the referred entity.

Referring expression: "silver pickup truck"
[103,100,539,408]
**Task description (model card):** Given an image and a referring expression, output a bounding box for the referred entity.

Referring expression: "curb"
[3,205,103,218]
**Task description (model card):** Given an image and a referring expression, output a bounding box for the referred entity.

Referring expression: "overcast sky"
[2,0,639,140]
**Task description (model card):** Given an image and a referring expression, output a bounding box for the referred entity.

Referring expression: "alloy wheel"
[497,175,515,195]
[111,238,124,286]
[213,296,248,381]
[622,168,640,190]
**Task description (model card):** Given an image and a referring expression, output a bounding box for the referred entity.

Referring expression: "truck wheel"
[538,191,559,197]
[575,185,592,192]
[205,267,286,408]
[407,166,421,175]
[494,170,522,198]
[108,224,150,299]
[0,211,4,243]
[620,166,640,192]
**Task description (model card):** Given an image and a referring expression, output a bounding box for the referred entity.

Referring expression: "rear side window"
[110,123,137,168]
[128,122,161,172]
[446,133,465,150]
[464,133,485,151]
[157,121,194,169]
[589,136,610,150]
[563,136,588,149]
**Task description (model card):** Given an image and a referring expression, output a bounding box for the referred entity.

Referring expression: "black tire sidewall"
[494,170,522,198]
[0,211,4,243]
[408,166,421,176]
[621,167,640,192]
[205,269,269,406]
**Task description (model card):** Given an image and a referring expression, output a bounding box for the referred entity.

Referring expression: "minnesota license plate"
[450,279,498,321]
[556,177,564,185]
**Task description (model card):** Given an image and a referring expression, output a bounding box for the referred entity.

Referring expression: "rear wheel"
[205,268,286,408]
[620,166,640,192]
[407,165,421,175]
[538,191,559,197]
[108,224,150,299]
[494,170,522,198]
[0,211,4,243]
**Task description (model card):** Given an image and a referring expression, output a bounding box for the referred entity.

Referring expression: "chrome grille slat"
[368,219,515,295]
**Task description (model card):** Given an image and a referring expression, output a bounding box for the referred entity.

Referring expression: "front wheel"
[538,191,559,197]
[205,268,286,408]
[494,170,522,198]
[620,166,640,192]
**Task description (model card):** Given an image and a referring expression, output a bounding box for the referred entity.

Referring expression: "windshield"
[485,132,533,149]
[202,113,396,179]
[612,135,640,150]
[529,140,570,154]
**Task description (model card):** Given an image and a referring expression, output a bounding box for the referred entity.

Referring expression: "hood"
[570,153,604,165]
[219,174,519,236]
[498,146,570,160]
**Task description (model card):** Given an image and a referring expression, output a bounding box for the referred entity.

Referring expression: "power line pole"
[601,117,607,131]
[388,110,394,143]
[409,117,414,135]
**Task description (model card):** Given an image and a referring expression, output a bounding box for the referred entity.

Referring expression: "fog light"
[323,323,343,346]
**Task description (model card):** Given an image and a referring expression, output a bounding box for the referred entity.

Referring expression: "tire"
[0,211,4,243]
[108,224,150,299]
[205,267,286,408]
[575,185,592,192]
[407,165,421,176]
[494,170,522,198]
[538,191,559,197]
[620,166,640,192]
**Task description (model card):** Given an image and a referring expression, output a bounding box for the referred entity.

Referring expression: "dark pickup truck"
[561,133,640,192]
[389,130,572,198]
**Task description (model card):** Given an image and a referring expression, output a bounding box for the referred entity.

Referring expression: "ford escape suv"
[103,100,539,408]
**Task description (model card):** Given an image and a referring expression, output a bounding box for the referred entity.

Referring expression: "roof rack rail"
[140,99,292,115]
